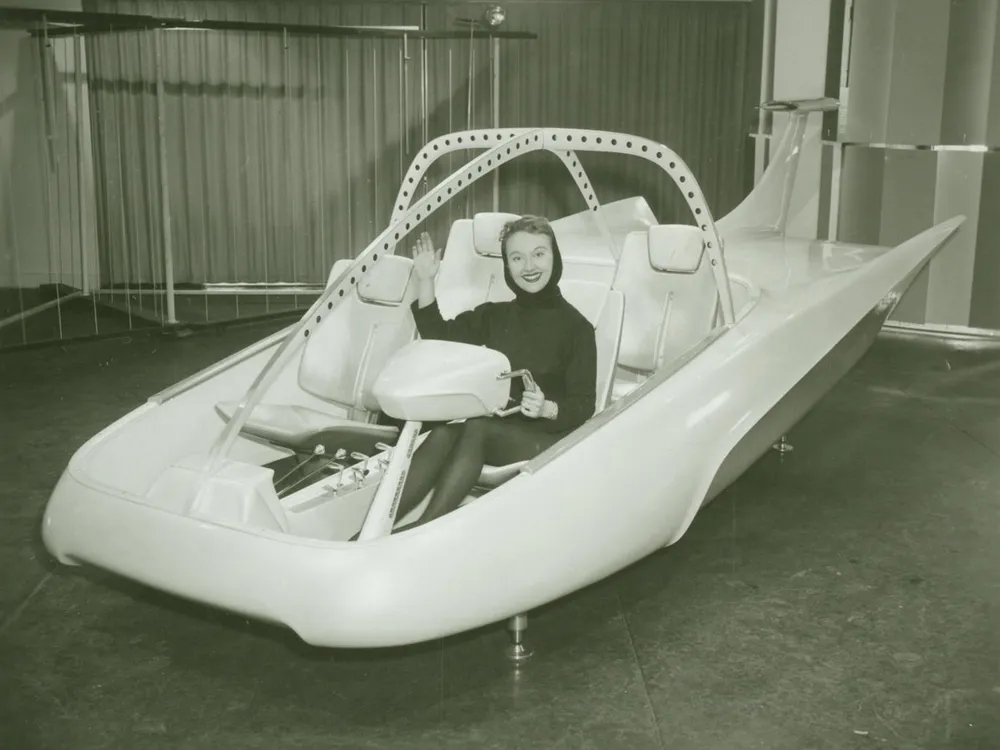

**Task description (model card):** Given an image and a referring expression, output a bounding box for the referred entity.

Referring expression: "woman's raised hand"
[412,232,441,280]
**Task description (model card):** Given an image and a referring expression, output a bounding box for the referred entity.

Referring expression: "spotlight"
[482,5,506,27]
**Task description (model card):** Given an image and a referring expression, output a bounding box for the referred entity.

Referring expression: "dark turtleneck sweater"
[409,293,598,435]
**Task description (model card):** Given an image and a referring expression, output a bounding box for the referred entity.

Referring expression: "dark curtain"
[454,1,758,225]
[82,0,759,286]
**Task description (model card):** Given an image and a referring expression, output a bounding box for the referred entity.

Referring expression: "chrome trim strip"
[880,320,1000,343]
[96,287,323,297]
[835,141,999,153]
[749,132,1000,153]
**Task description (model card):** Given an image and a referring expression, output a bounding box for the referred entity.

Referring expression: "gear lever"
[495,369,536,417]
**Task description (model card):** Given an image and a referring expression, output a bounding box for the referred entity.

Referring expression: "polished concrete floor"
[1,322,998,749]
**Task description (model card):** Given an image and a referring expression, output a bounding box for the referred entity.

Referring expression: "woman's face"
[504,231,554,293]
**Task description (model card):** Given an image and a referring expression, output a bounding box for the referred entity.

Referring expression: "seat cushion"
[215,401,399,451]
[477,461,527,488]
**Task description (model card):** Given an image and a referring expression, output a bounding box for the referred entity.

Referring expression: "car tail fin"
[716,97,840,237]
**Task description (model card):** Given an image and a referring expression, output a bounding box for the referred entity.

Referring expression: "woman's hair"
[498,215,561,258]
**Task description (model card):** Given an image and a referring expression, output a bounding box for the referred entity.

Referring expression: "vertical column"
[969,154,1000,329]
[839,0,999,329]
[968,4,1000,329]
[769,0,833,240]
[941,0,997,146]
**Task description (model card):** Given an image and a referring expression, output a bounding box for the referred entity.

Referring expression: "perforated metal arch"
[391,129,615,256]
[390,128,536,225]
[538,127,734,327]
[207,126,735,469]
[392,127,733,322]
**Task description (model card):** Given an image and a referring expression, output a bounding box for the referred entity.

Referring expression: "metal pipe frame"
[0,292,85,331]
[153,28,177,324]
[0,7,538,40]
[754,0,777,181]
[203,127,734,474]
[95,286,323,297]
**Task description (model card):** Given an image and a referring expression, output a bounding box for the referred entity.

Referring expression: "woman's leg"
[412,418,490,526]
[351,422,462,540]
[409,417,565,528]
[481,417,564,467]
[393,422,465,521]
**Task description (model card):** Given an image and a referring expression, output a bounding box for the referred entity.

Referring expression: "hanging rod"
[0,7,538,40]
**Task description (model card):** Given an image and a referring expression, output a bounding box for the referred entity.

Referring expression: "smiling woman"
[500,216,558,294]
[393,214,597,532]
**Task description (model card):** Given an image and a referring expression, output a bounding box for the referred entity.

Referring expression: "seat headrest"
[357,254,414,305]
[473,212,521,258]
[648,224,705,274]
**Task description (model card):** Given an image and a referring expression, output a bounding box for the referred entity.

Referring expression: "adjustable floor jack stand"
[505,613,532,665]
[772,434,793,455]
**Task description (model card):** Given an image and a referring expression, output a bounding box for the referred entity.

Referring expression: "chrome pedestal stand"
[505,613,532,664]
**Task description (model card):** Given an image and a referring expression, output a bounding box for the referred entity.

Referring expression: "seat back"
[325,258,352,288]
[300,254,417,415]
[612,224,720,373]
[559,279,624,413]
[593,288,625,411]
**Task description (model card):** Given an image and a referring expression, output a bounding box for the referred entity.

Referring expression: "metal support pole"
[372,45,379,230]
[420,7,429,191]
[154,29,177,324]
[827,0,854,242]
[112,29,134,331]
[344,46,353,250]
[2,131,28,344]
[316,32,327,278]
[73,33,91,300]
[401,34,409,160]
[35,26,63,339]
[465,28,474,216]
[282,28,297,309]
[491,36,500,211]
[754,0,777,182]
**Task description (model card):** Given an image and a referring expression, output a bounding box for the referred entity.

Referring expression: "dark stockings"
[395,416,563,531]
[391,421,465,523]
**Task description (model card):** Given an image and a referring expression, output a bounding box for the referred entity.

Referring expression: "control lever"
[374,442,392,470]
[275,442,327,487]
[320,462,346,494]
[495,369,536,417]
[280,458,344,498]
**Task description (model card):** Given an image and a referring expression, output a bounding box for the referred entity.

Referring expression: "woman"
[388,215,598,532]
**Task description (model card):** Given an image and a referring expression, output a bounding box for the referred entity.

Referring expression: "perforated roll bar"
[203,128,734,474]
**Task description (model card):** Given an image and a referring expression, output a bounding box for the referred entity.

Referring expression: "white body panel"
[373,341,512,421]
[40,121,966,648]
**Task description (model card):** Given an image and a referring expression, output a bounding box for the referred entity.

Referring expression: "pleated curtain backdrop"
[81,0,759,287]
